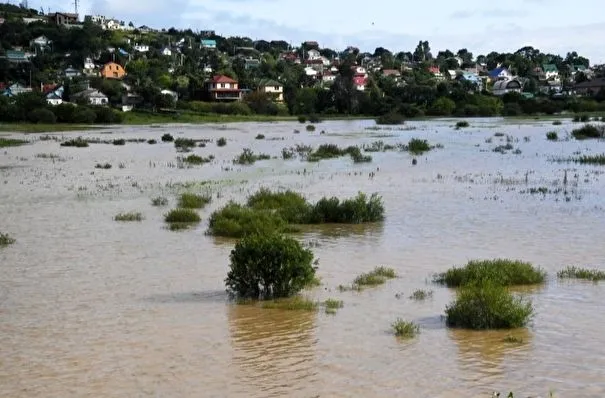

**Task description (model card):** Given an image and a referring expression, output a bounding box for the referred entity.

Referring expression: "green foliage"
[255,134,266,139]
[306,192,385,224]
[434,259,546,287]
[233,148,271,165]
[147,139,157,144]
[409,289,434,300]
[0,232,16,246]
[407,138,431,154]
[94,107,124,124]
[557,266,605,281]
[183,154,213,165]
[445,282,534,329]
[0,138,28,148]
[28,108,57,124]
[392,319,420,338]
[455,120,470,129]
[113,138,126,146]
[95,162,112,169]
[161,133,174,142]
[178,193,211,209]
[60,138,89,147]
[429,97,456,116]
[298,115,307,123]
[324,298,344,309]
[217,137,227,147]
[164,208,201,223]
[260,297,318,311]
[226,232,316,299]
[552,120,562,125]
[307,144,371,163]
[571,124,604,139]
[151,196,169,206]
[306,124,316,132]
[114,212,144,222]
[174,138,196,149]
[73,108,98,124]
[207,202,288,238]
[546,131,558,141]
[308,114,321,123]
[353,266,397,287]
[376,112,405,125]
[571,154,605,165]
[246,188,310,224]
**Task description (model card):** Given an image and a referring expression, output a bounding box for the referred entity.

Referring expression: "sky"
[22,0,605,63]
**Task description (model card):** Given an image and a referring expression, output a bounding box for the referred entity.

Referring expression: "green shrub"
[147,139,157,144]
[178,193,211,209]
[306,124,316,132]
[151,196,168,206]
[376,112,405,125]
[114,212,143,221]
[308,144,344,161]
[409,289,433,300]
[557,266,605,281]
[546,131,558,141]
[0,138,28,148]
[324,298,343,309]
[161,133,174,142]
[94,107,123,124]
[308,114,321,123]
[174,138,196,149]
[113,138,126,146]
[261,296,319,311]
[207,202,288,238]
[182,154,213,165]
[455,120,470,129]
[164,208,201,223]
[353,266,397,287]
[246,188,310,224]
[434,259,546,287]
[60,138,89,147]
[255,134,265,140]
[346,146,372,163]
[580,114,590,122]
[306,192,385,224]
[28,108,57,124]
[217,137,227,147]
[95,162,112,169]
[392,319,420,338]
[572,124,604,139]
[408,138,431,154]
[233,148,271,165]
[226,232,316,299]
[0,232,16,246]
[73,108,97,124]
[445,282,534,329]
[298,115,307,123]
[552,120,562,125]
[571,154,605,165]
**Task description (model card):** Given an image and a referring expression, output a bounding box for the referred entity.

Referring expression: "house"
[539,80,563,95]
[304,66,319,77]
[160,89,178,101]
[50,12,79,26]
[306,49,321,60]
[382,69,401,80]
[30,36,51,49]
[100,62,126,79]
[305,59,325,72]
[280,52,300,63]
[83,58,96,75]
[138,25,153,33]
[456,71,483,91]
[22,16,47,24]
[447,70,457,80]
[574,78,605,96]
[46,92,63,106]
[3,83,33,97]
[492,79,522,96]
[244,58,261,70]
[134,44,149,53]
[257,79,284,102]
[161,47,172,56]
[71,88,108,105]
[542,64,559,80]
[322,72,337,84]
[206,75,242,101]
[304,41,319,49]
[64,67,82,79]
[201,39,217,49]
[353,75,367,91]
[2,50,30,63]
[488,67,513,81]
[429,66,444,81]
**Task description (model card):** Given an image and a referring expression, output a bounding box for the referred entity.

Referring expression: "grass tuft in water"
[114,212,144,222]
[502,335,524,344]
[174,138,196,149]
[434,259,546,287]
[255,133,266,139]
[0,138,28,147]
[216,137,227,147]
[164,208,201,223]
[260,296,319,311]
[353,266,397,287]
[306,124,316,132]
[151,196,169,206]
[546,131,558,141]
[113,138,125,146]
[570,154,605,165]
[178,193,211,209]
[0,232,16,246]
[234,148,271,165]
[182,154,214,165]
[60,137,89,147]
[95,163,112,169]
[392,319,420,338]
[247,188,310,223]
[445,282,534,330]
[571,124,605,140]
[409,289,434,300]
[455,120,470,129]
[407,138,431,154]
[557,266,605,281]
[161,133,174,142]
[324,298,344,309]
[207,202,289,238]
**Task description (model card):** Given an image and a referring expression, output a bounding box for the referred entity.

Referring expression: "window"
[113,72,118,78]
[274,86,279,91]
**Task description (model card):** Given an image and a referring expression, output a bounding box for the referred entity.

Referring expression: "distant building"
[161,47,172,56]
[3,83,33,97]
[71,88,108,105]
[492,79,522,96]
[100,62,126,79]
[488,67,513,81]
[257,79,284,102]
[201,39,217,49]
[575,78,605,96]
[50,12,79,26]
[206,75,242,101]
[64,67,82,79]
[1,50,30,63]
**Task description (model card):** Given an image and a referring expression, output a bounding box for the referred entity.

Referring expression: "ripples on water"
[1,118,605,397]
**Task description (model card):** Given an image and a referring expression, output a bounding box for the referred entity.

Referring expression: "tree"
[225,233,316,300]
[428,97,456,116]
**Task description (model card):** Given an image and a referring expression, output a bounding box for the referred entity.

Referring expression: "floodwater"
[1,118,605,397]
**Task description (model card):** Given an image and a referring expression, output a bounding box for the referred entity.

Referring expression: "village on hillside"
[2,2,605,123]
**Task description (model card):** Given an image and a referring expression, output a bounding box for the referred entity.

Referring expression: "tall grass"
[407,138,431,154]
[161,133,174,142]
[392,319,420,338]
[546,131,558,141]
[216,137,227,147]
[0,138,28,147]
[434,259,546,287]
[234,148,271,165]
[174,138,196,149]
[246,188,309,223]
[571,154,605,165]
[353,266,397,287]
[207,202,289,238]
[60,137,89,147]
[151,196,168,206]
[0,232,16,246]
[305,192,385,224]
[455,121,470,129]
[557,266,605,281]
[445,282,534,329]
[114,212,144,222]
[164,208,201,223]
[571,124,605,139]
[182,154,214,165]
[260,296,319,311]
[409,289,434,300]
[178,193,211,209]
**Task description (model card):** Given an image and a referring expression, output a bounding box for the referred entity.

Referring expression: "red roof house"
[206,75,243,101]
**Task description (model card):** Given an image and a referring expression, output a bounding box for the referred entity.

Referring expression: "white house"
[46,92,63,106]
[304,66,318,77]
[322,72,336,84]
[306,49,321,60]
[257,79,284,102]
[351,65,367,76]
[71,88,109,105]
[160,89,178,101]
[488,67,513,81]
[134,44,149,53]
[30,35,51,48]
[542,64,560,81]
[492,79,522,96]
[161,47,172,56]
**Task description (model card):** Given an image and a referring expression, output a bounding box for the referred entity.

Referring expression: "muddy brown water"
[1,118,605,397]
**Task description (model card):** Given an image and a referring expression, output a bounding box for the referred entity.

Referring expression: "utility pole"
[73,0,79,15]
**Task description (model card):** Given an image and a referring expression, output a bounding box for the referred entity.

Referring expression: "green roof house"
[542,64,559,80]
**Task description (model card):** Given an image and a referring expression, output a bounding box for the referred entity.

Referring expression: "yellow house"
[100,62,126,79]
[258,79,284,102]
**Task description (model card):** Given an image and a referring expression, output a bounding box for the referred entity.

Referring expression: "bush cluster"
[434,259,546,287]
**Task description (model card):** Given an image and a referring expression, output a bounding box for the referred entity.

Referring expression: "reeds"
[392,319,420,338]
[434,259,546,287]
[114,212,144,221]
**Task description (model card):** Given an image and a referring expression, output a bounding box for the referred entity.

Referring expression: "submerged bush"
[0,232,16,246]
[164,208,201,223]
[255,133,266,140]
[409,289,433,300]
[261,296,319,311]
[174,138,196,149]
[151,196,168,206]
[297,115,307,123]
[60,137,89,147]
[95,163,112,169]
[445,282,534,330]
[571,154,605,165]
[546,131,558,141]
[376,112,405,125]
[557,266,605,281]
[246,188,310,224]
[0,138,28,148]
[114,212,143,222]
[207,202,288,238]
[226,232,316,299]
[234,148,271,165]
[216,137,227,147]
[552,120,562,125]
[572,124,604,140]
[161,133,174,142]
[306,124,316,132]
[434,259,546,287]
[306,192,385,224]
[407,138,431,154]
[178,193,211,209]
[182,154,213,165]
[113,138,126,146]
[353,266,397,287]
[455,120,470,129]
[392,319,420,338]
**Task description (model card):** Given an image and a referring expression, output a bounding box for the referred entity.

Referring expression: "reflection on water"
[227,304,318,397]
